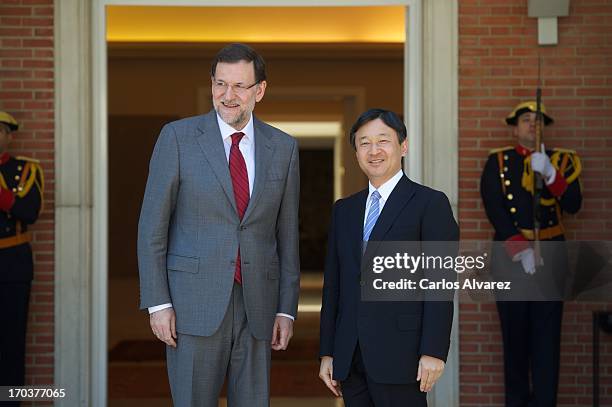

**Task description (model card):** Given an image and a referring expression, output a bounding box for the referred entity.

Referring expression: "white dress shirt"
[149,114,294,320]
[363,169,404,229]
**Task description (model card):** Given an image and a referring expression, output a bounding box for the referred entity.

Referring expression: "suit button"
[359,280,365,286]
[240,226,246,231]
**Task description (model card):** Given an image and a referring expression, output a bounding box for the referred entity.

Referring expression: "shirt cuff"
[0,187,15,212]
[504,234,530,258]
[148,303,173,314]
[546,171,568,197]
[276,313,295,321]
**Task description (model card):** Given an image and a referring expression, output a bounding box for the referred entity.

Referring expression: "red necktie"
[229,132,249,284]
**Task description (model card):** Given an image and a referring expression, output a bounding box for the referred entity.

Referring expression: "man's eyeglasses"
[212,79,259,95]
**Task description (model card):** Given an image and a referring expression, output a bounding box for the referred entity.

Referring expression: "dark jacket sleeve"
[554,151,582,214]
[418,190,459,362]
[319,202,340,357]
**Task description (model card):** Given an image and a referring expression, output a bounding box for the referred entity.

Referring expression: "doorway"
[54,1,461,406]
[105,7,404,405]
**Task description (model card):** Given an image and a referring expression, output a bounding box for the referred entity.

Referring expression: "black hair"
[210,43,267,83]
[349,108,407,150]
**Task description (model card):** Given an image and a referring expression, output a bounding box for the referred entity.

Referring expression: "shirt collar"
[515,144,532,157]
[216,113,254,145]
[0,152,9,165]
[368,169,404,202]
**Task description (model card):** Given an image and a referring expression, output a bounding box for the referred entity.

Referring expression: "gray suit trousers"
[167,283,271,407]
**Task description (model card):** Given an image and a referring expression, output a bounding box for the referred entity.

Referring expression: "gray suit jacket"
[138,110,300,340]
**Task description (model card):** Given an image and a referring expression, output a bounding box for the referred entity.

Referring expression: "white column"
[54,0,95,405]
[422,0,459,406]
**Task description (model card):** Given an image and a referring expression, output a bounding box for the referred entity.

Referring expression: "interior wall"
[107,44,404,279]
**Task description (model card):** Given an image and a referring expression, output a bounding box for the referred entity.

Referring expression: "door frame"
[54,1,458,405]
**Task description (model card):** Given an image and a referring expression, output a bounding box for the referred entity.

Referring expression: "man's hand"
[319,356,342,397]
[150,307,177,348]
[271,315,293,351]
[512,247,544,275]
[417,355,445,392]
[531,144,556,184]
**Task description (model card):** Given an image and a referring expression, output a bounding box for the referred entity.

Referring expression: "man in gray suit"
[138,43,300,406]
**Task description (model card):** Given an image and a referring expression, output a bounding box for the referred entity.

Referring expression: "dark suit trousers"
[497,301,563,407]
[0,282,31,407]
[341,345,426,407]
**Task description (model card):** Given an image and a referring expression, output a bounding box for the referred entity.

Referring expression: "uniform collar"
[0,152,9,165]
[515,144,532,157]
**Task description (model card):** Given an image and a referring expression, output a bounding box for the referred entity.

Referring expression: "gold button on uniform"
[504,154,509,160]
[17,165,22,171]
[549,220,554,225]
[12,188,17,192]
[510,207,517,213]
[503,166,508,172]
[507,194,513,200]
[505,180,511,186]
[14,175,20,181]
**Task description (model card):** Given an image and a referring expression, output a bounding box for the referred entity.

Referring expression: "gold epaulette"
[550,148,581,184]
[15,155,40,164]
[552,147,577,155]
[488,146,514,155]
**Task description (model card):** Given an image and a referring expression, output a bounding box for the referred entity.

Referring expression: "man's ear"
[400,139,408,157]
[255,81,267,102]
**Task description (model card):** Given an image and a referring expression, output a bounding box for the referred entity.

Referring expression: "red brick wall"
[459,0,612,406]
[0,0,55,387]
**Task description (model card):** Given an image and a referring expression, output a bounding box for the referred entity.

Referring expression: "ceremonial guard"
[0,111,44,391]
[480,101,582,406]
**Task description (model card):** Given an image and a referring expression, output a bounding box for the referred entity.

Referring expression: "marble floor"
[109,397,343,407]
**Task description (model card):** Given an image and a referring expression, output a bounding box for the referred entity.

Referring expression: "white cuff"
[545,169,556,185]
[148,303,173,314]
[276,312,295,321]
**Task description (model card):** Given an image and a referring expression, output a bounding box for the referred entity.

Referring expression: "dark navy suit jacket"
[319,175,459,384]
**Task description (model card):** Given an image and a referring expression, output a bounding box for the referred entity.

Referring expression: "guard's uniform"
[480,102,582,407]
[0,113,44,392]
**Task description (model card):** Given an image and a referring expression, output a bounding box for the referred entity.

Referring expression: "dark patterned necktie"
[229,132,249,284]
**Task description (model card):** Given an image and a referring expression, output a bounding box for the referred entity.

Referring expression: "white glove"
[531,144,556,185]
[512,248,544,275]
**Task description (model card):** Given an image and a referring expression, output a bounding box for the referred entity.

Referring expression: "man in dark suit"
[138,44,300,406]
[480,101,582,406]
[319,109,459,406]
[0,111,44,398]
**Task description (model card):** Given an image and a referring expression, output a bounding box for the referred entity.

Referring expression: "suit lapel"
[242,116,274,223]
[195,111,237,214]
[367,176,416,251]
[349,189,368,268]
